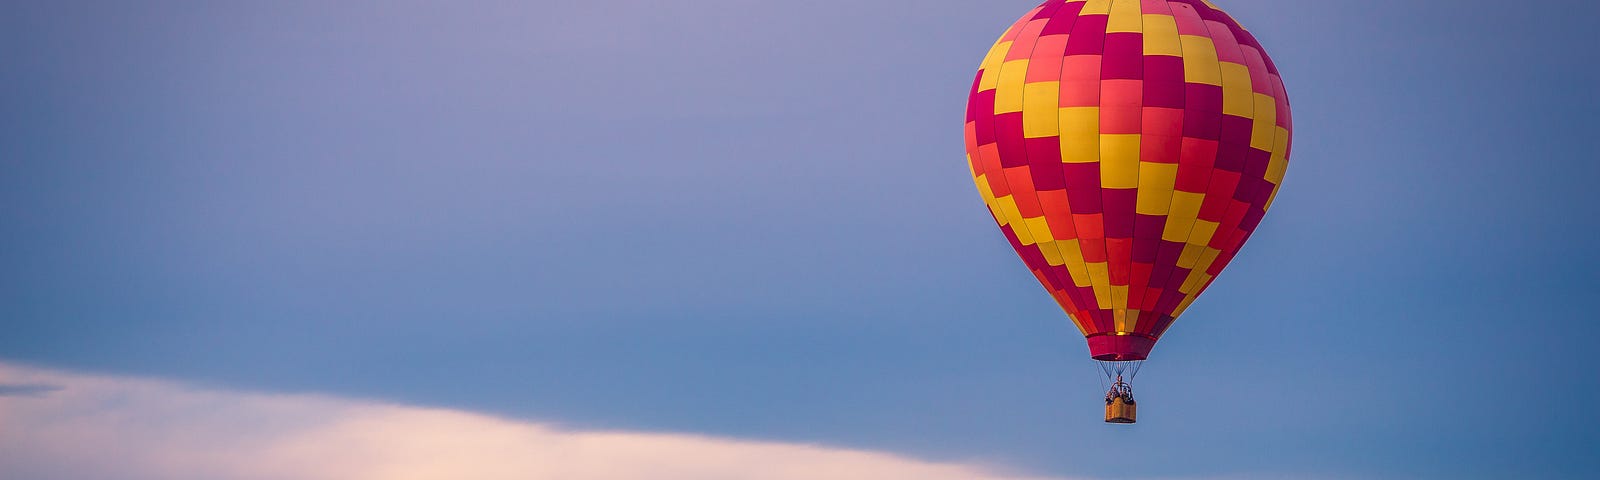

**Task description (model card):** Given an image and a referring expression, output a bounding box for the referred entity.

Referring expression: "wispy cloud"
[0,382,62,397]
[0,363,1069,480]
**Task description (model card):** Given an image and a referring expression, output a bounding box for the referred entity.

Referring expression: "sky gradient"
[3,1,1598,479]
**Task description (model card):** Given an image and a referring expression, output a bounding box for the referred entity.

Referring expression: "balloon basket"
[1104,395,1136,423]
[1103,377,1136,424]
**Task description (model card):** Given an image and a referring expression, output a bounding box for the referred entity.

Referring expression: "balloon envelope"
[964,0,1292,361]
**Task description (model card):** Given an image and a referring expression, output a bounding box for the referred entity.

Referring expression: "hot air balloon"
[963,0,1291,423]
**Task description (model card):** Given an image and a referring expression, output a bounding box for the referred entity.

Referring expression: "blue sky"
[2,1,1598,479]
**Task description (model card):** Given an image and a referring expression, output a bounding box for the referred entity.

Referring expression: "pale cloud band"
[0,362,1067,480]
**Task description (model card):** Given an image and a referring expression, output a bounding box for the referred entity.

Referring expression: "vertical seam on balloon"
[968,31,1017,264]
[976,4,1073,334]
[1024,1,1095,336]
[1265,71,1292,208]
[1005,2,1074,331]
[1146,0,1223,338]
[1119,0,1144,327]
[1181,0,1257,331]
[1012,1,1090,334]
[1263,54,1293,210]
[1087,2,1114,334]
[1134,0,1180,337]
[1017,0,1094,337]
[1146,0,1195,337]
[1174,1,1260,336]
[1038,1,1100,336]
[1126,0,1177,337]
[1196,38,1280,312]
[974,35,1021,243]
[1168,1,1234,330]
[1198,14,1261,317]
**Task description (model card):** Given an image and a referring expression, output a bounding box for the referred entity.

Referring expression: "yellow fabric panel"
[1250,93,1277,150]
[1038,240,1067,266]
[1141,14,1181,56]
[973,169,1011,228]
[1111,285,1129,310]
[1179,269,1212,295]
[1088,262,1112,307]
[1010,220,1038,246]
[1100,134,1141,188]
[1023,82,1061,138]
[986,201,1004,224]
[991,199,1016,233]
[1106,0,1143,33]
[1060,240,1092,287]
[1192,247,1222,277]
[973,173,995,203]
[1162,191,1205,242]
[1135,162,1179,215]
[1220,63,1252,91]
[1118,308,1141,332]
[1059,107,1100,136]
[1266,126,1290,184]
[992,194,1017,227]
[1081,0,1113,15]
[1170,189,1205,212]
[978,41,1013,91]
[1176,243,1205,268]
[1059,107,1101,162]
[992,194,1017,226]
[1220,62,1253,117]
[994,59,1030,114]
[1179,36,1221,86]
[1025,216,1055,244]
[1264,184,1281,210]
[1187,219,1219,246]
[975,175,1003,219]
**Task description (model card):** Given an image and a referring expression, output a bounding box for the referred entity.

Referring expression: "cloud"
[0,362,1068,480]
[0,383,61,397]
